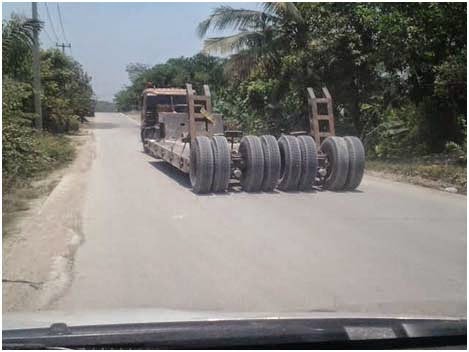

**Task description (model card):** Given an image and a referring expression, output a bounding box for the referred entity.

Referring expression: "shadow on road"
[148,160,327,196]
[148,161,191,189]
[328,189,364,194]
[148,161,264,196]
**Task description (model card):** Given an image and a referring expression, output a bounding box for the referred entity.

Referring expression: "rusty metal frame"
[307,87,336,149]
[186,83,196,144]
[142,83,225,177]
[186,83,213,144]
[143,87,187,96]
[147,140,190,173]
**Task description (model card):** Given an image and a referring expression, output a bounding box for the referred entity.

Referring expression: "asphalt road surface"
[53,113,466,317]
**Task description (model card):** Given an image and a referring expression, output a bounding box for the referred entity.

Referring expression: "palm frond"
[202,31,264,55]
[2,15,42,56]
[224,49,260,80]
[263,2,303,23]
[197,6,270,38]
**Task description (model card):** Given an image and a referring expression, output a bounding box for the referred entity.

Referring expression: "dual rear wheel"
[189,136,215,194]
[320,136,365,191]
[189,135,231,194]
[238,135,282,192]
[277,135,319,191]
[276,134,364,192]
[190,134,283,194]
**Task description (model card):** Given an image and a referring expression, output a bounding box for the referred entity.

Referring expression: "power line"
[56,3,68,43]
[41,23,55,45]
[43,28,54,45]
[52,3,72,56]
[36,5,54,46]
[44,2,59,43]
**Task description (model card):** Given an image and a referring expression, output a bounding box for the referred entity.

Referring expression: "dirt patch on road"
[2,130,95,312]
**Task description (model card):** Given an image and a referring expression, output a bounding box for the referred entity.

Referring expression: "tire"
[141,127,153,142]
[189,136,214,194]
[260,135,281,191]
[211,136,231,193]
[277,135,302,191]
[343,136,365,190]
[239,135,264,192]
[297,135,318,191]
[320,136,349,191]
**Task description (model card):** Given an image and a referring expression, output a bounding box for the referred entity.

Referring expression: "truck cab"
[140,88,188,142]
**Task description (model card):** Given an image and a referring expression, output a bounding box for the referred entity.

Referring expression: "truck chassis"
[141,84,365,194]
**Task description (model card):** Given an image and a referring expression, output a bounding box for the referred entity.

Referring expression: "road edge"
[2,129,96,312]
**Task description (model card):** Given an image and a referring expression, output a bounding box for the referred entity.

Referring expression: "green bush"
[2,121,74,191]
[2,78,77,190]
[40,49,93,133]
[36,133,75,164]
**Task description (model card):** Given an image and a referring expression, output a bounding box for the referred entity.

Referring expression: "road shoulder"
[2,129,95,312]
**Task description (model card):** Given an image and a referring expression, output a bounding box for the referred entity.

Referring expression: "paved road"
[53,112,466,317]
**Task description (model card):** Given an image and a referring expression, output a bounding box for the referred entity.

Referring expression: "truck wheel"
[277,135,302,191]
[343,136,365,190]
[190,136,214,194]
[260,135,281,191]
[239,135,264,192]
[211,136,231,193]
[320,136,349,191]
[297,135,318,191]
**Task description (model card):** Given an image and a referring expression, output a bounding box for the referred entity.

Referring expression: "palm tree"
[197,3,303,78]
[2,14,42,79]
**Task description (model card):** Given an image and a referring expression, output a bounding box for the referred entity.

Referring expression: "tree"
[197,3,304,78]
[199,2,466,153]
[40,49,94,132]
[126,63,150,83]
[114,54,226,111]
[2,14,41,80]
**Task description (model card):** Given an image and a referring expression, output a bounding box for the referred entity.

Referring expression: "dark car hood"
[3,308,465,330]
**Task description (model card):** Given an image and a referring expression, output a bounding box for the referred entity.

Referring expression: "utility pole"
[32,2,42,130]
[56,42,71,54]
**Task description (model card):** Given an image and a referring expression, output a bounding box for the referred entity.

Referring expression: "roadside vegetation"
[114,2,466,192]
[2,15,94,233]
[367,159,466,194]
